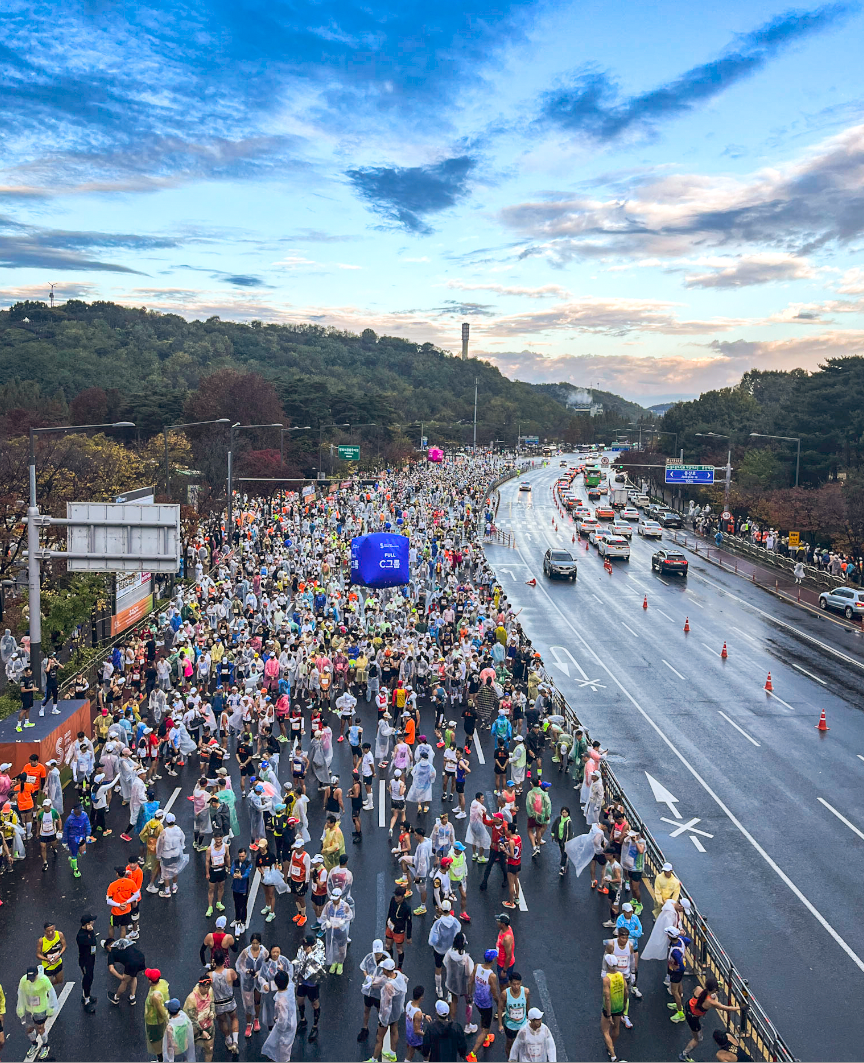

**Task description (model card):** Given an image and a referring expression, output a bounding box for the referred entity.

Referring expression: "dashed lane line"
[818,797,864,841]
[792,663,827,686]
[718,711,761,748]
[662,660,686,681]
[473,732,486,765]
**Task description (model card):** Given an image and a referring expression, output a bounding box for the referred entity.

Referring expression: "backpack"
[529,789,544,818]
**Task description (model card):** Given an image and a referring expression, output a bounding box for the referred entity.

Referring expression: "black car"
[651,548,688,576]
[658,511,682,527]
[543,548,578,580]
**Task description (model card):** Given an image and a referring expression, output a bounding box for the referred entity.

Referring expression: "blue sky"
[2,0,864,402]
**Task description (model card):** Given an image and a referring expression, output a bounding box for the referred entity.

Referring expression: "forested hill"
[531,381,649,420]
[0,299,575,440]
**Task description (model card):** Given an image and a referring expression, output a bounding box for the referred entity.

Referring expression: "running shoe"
[245,1024,253,1038]
[482,1034,495,1048]
[205,906,214,917]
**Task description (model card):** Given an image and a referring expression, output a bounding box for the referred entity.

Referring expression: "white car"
[578,516,600,536]
[519,481,531,492]
[637,519,663,539]
[574,505,591,519]
[611,519,633,538]
[598,535,631,559]
[621,506,640,520]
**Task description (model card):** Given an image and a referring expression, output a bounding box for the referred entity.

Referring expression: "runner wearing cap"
[601,952,628,1062]
[654,861,681,916]
[107,936,146,1007]
[357,937,388,1043]
[144,967,171,1063]
[289,838,311,926]
[509,1006,557,1061]
[200,916,236,968]
[421,998,468,1062]
[466,949,499,1060]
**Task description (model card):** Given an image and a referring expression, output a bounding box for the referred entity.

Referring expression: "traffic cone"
[525,578,537,587]
[721,642,728,659]
[585,540,589,551]
[683,616,690,632]
[764,672,773,692]
[816,709,829,732]
[572,535,575,543]
[642,595,648,610]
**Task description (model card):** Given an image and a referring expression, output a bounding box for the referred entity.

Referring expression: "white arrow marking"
[500,568,518,581]
[660,816,714,839]
[645,772,682,819]
[548,646,569,677]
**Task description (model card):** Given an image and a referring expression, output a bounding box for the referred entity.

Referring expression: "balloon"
[427,447,444,463]
[385,521,392,529]
[396,517,404,525]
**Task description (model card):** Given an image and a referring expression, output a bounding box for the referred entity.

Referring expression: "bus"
[585,468,601,487]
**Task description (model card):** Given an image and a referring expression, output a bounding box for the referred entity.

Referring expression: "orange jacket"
[107,876,136,916]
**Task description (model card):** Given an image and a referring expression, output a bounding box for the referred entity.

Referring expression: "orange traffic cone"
[642,595,648,610]
[525,578,537,587]
[572,535,575,543]
[721,642,728,659]
[683,616,690,632]
[585,540,589,551]
[764,672,773,692]
[816,709,829,732]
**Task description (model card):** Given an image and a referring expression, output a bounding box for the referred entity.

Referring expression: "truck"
[610,488,629,508]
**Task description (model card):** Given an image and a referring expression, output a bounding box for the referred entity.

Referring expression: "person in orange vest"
[13,773,38,840]
[289,839,311,927]
[125,860,144,931]
[104,865,139,948]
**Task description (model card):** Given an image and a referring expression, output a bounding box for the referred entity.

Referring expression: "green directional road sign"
[338,445,360,461]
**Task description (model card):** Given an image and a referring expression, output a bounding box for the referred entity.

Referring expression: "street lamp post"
[163,419,231,499]
[227,423,283,545]
[28,421,135,689]
[749,432,801,488]
[695,432,732,513]
[280,426,312,464]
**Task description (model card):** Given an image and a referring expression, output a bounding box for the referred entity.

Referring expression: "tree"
[69,386,109,425]
[184,369,285,441]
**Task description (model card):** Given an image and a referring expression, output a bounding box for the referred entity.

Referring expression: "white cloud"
[684,253,817,289]
[836,267,864,294]
[336,263,362,270]
[445,280,570,299]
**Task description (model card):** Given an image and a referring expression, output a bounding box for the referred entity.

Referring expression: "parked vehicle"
[818,587,864,619]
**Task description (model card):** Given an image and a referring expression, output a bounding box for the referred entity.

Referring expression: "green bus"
[585,469,601,487]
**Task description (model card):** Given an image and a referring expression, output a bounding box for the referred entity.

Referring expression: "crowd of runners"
[0,453,746,1063]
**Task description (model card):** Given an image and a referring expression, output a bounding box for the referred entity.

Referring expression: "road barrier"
[529,664,796,1061]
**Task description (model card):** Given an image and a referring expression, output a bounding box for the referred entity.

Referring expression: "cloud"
[540,5,851,140]
[336,263,362,270]
[836,266,864,293]
[0,282,96,306]
[221,274,267,288]
[481,328,864,400]
[499,122,864,263]
[446,280,570,299]
[0,215,180,272]
[345,155,477,233]
[684,252,818,288]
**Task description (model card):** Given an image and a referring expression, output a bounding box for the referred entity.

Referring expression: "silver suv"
[543,548,578,580]
[818,586,864,619]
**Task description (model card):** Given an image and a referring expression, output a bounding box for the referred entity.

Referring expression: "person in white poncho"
[508,1007,557,1061]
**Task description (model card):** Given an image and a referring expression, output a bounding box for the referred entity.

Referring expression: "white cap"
[440,900,451,911]
[435,999,450,1016]
[292,838,305,849]
[664,926,680,937]
[215,916,227,929]
[603,954,618,968]
[331,887,342,898]
[0,763,11,771]
[621,902,633,913]
[380,956,396,971]
[662,861,673,872]
[528,1007,544,1020]
[372,939,384,953]
[679,898,692,912]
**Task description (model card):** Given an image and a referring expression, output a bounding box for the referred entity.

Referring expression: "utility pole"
[473,377,478,451]
[725,449,732,513]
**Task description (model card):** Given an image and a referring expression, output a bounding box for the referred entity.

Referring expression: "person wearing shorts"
[469,951,500,1057]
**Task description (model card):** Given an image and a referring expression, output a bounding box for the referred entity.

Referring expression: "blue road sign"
[665,465,715,484]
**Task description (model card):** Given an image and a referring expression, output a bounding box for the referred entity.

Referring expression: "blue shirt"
[615,913,643,942]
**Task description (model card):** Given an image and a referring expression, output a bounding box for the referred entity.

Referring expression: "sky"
[2,0,864,403]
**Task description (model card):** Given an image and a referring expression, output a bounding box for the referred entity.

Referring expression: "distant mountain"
[532,382,650,420]
[647,402,678,415]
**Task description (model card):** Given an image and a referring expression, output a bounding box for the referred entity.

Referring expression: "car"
[559,460,568,467]
[637,519,663,538]
[595,505,615,520]
[621,506,640,520]
[589,526,605,545]
[578,516,600,536]
[574,506,591,520]
[658,510,682,528]
[632,494,651,508]
[611,519,633,538]
[543,548,578,579]
[647,503,665,519]
[598,535,631,560]
[519,482,531,492]
[818,587,864,619]
[652,548,688,576]
[587,488,602,501]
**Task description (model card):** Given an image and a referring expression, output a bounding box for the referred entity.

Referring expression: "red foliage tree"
[184,369,285,440]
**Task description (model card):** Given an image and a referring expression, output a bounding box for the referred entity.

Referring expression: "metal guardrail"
[530,659,795,1061]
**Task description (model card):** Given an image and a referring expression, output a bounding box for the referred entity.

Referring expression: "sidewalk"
[665,530,852,617]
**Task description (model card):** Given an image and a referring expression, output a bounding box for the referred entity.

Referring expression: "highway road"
[486,454,864,1062]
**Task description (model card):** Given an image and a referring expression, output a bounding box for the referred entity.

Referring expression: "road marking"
[163,787,181,814]
[701,642,721,658]
[247,869,261,923]
[858,755,864,763]
[621,622,639,638]
[661,815,714,839]
[818,797,864,841]
[645,772,681,818]
[656,576,671,587]
[685,593,704,608]
[657,609,674,622]
[739,630,760,645]
[532,970,564,1052]
[44,980,74,1036]
[510,536,864,976]
[662,659,686,681]
[473,731,485,765]
[765,689,796,712]
[517,881,528,911]
[718,711,761,747]
[690,836,707,853]
[792,663,827,685]
[377,871,387,936]
[379,780,386,828]
[591,593,603,603]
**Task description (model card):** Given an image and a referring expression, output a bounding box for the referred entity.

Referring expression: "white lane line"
[692,571,864,673]
[657,609,674,622]
[685,593,704,608]
[510,536,864,976]
[662,660,686,681]
[765,690,796,713]
[718,711,761,748]
[818,797,864,841]
[621,623,639,638]
[792,663,827,686]
[379,781,386,828]
[517,881,528,911]
[656,576,671,587]
[473,732,486,765]
[701,642,721,658]
[858,755,864,763]
[163,787,181,814]
[739,630,760,645]
[247,869,261,923]
[532,970,564,1052]
[690,836,707,853]
[592,593,603,603]
[44,981,74,1035]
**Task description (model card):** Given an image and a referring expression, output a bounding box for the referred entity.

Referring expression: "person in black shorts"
[236,733,255,797]
[295,934,325,1042]
[349,772,364,843]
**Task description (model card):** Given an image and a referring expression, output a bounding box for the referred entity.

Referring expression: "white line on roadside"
[44,981,74,1036]
[510,536,864,976]
[621,623,639,638]
[685,593,704,608]
[718,711,761,747]
[858,755,864,763]
[792,663,827,685]
[739,630,760,645]
[473,732,485,765]
[701,642,721,658]
[655,576,670,586]
[818,797,864,841]
[379,781,386,828]
[517,881,528,911]
[765,690,796,712]
[690,836,707,853]
[532,970,564,1051]
[163,787,181,814]
[662,660,686,681]
[247,869,261,921]
[657,609,674,622]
